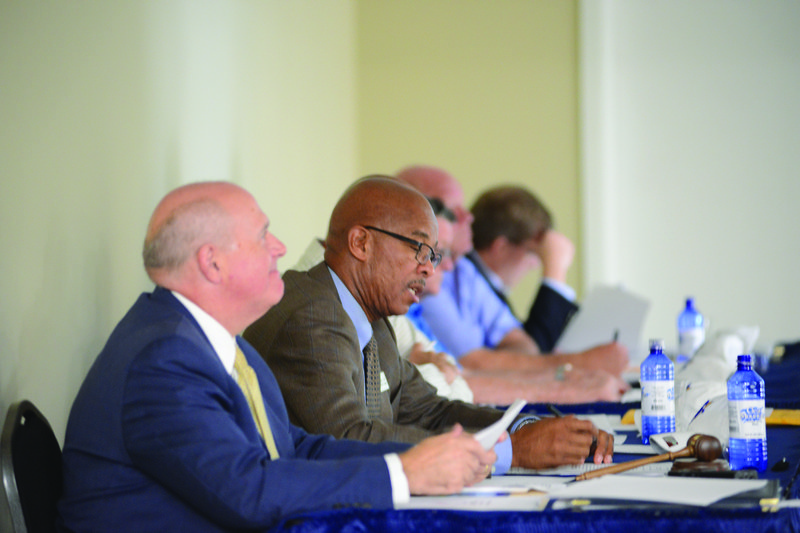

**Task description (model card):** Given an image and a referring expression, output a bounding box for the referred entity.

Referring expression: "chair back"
[0,400,63,533]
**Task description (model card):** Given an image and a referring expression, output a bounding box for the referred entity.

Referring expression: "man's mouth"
[407,280,426,297]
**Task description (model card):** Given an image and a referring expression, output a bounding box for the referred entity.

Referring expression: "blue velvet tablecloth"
[269,355,800,533]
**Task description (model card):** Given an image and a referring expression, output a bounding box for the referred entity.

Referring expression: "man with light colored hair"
[397,165,629,400]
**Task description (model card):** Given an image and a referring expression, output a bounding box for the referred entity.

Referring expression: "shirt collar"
[469,252,508,294]
[327,266,373,351]
[171,290,237,375]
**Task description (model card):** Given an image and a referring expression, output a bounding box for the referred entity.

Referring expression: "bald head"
[325,176,435,260]
[142,181,286,334]
[143,182,240,281]
[324,175,438,322]
[396,165,474,257]
[396,165,462,203]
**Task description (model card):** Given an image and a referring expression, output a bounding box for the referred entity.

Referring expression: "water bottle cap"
[685,297,695,308]
[649,338,665,351]
[737,354,751,364]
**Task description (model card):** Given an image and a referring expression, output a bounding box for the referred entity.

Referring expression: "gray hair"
[143,199,230,271]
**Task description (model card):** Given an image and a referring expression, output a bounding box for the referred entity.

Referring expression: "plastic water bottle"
[727,354,767,471]
[677,297,704,364]
[640,339,675,444]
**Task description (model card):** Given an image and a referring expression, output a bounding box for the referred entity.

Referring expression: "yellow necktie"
[234,346,280,459]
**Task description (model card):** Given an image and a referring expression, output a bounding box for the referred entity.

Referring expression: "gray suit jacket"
[244,262,504,443]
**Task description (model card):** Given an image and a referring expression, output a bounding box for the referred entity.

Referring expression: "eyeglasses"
[364,226,442,268]
[426,197,457,223]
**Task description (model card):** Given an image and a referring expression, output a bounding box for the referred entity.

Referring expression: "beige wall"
[0,1,359,441]
[356,1,581,313]
[1,1,579,439]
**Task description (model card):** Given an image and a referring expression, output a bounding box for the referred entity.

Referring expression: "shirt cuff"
[493,437,513,475]
[494,415,541,474]
[541,277,576,302]
[384,453,410,505]
[510,415,540,433]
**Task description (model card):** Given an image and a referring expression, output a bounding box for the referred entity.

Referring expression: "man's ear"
[488,235,510,254]
[348,226,370,262]
[196,244,224,284]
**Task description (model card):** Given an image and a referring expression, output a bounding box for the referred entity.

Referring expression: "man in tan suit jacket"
[245,176,615,471]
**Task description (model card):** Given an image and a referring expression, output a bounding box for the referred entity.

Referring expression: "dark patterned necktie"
[363,336,381,418]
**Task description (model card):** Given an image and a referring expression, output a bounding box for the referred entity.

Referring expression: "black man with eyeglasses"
[244,175,613,473]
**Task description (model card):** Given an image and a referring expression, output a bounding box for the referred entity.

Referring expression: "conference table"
[268,354,800,533]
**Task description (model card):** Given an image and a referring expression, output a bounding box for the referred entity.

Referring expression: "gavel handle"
[575,446,692,481]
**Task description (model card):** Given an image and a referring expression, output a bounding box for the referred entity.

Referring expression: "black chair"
[0,400,63,533]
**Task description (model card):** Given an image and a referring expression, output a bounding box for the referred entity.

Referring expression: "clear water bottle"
[640,338,675,444]
[677,297,705,364]
[727,354,767,471]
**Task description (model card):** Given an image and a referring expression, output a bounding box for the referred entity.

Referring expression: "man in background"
[468,184,577,353]
[409,194,625,404]
[397,166,628,390]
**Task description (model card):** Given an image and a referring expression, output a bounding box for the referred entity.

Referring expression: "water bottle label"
[678,328,705,358]
[641,380,675,416]
[728,399,766,439]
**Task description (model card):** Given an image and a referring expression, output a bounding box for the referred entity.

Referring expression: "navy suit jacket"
[58,288,407,533]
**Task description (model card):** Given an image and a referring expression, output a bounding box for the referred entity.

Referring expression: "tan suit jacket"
[244,262,503,443]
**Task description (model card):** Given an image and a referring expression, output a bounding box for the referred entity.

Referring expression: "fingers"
[558,419,614,465]
[592,429,615,464]
[537,231,575,281]
[402,424,497,495]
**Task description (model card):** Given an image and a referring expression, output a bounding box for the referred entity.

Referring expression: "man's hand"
[399,424,496,495]
[407,342,461,384]
[565,341,629,377]
[510,416,613,470]
[532,230,575,283]
[561,367,629,402]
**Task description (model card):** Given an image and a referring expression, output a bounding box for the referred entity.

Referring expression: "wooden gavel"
[575,434,723,481]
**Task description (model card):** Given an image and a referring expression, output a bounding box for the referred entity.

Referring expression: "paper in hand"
[474,399,527,450]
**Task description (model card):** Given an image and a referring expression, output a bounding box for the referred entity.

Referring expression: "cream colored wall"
[356,1,581,314]
[0,1,358,441]
[580,1,800,354]
[1,1,581,441]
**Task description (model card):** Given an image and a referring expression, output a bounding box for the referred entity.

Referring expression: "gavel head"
[686,434,723,462]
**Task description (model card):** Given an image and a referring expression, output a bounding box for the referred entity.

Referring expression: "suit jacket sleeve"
[244,266,504,445]
[522,283,579,353]
[121,334,401,530]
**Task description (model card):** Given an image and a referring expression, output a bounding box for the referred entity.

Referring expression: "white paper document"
[550,476,768,507]
[462,474,570,494]
[397,475,565,511]
[614,443,659,455]
[396,493,548,512]
[555,285,650,364]
[509,461,671,477]
[474,399,526,450]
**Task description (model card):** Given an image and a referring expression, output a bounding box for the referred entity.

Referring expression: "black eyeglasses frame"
[364,226,442,268]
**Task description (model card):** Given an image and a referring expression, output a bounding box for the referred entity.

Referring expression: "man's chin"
[390,302,413,317]
[266,284,284,307]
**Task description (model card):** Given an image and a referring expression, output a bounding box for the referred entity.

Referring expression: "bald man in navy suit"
[57,181,494,533]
